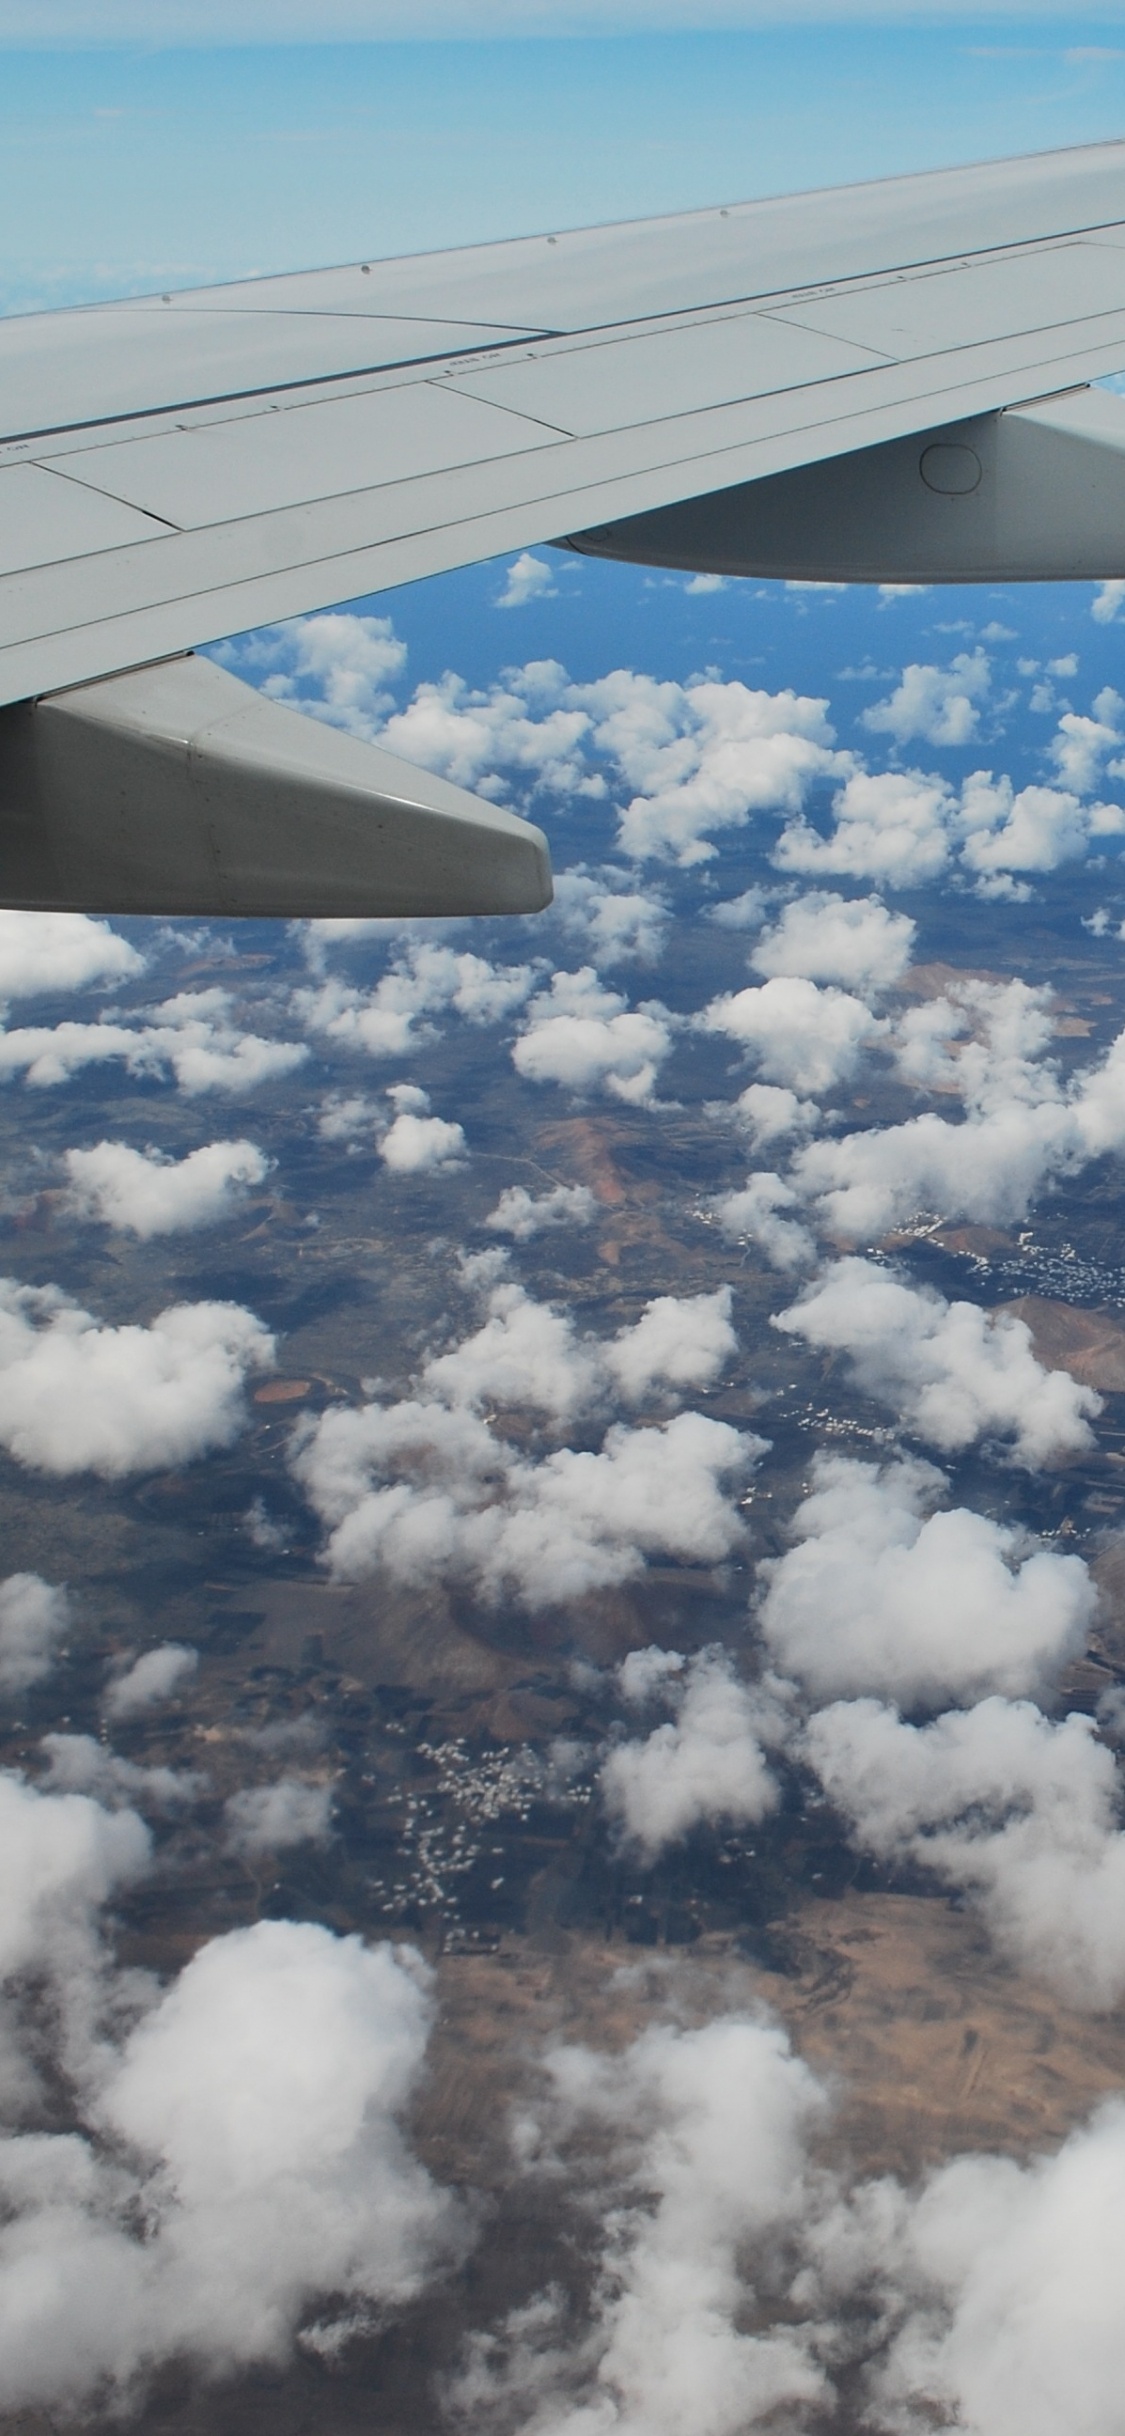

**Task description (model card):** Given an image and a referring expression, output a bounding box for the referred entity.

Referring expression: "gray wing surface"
[7,138,1125,917]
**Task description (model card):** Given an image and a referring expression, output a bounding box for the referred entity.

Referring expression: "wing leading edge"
[5,139,1125,914]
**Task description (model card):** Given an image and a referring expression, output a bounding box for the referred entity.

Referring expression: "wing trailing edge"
[0,654,552,919]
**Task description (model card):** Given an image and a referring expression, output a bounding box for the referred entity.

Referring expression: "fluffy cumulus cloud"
[221,611,406,739]
[37,1732,203,1817]
[711,1171,816,1270]
[297,940,539,1062]
[62,1138,270,1236]
[749,890,915,992]
[104,1644,199,1722]
[291,1276,761,1607]
[774,754,1125,893]
[296,1403,757,1608]
[378,1085,467,1174]
[453,2012,831,2436]
[958,768,1125,882]
[861,2100,1125,2436]
[0,1790,456,2418]
[725,1082,820,1150]
[483,1181,597,1239]
[550,869,670,965]
[512,967,675,1105]
[862,648,991,747]
[0,1575,69,1697]
[0,913,143,1008]
[698,973,882,1095]
[780,971,1125,1242]
[0,989,307,1096]
[223,1779,334,1858]
[601,1648,783,1859]
[0,1281,274,1477]
[585,670,850,867]
[805,1696,1125,2008]
[759,1454,1094,1708]
[774,1257,1101,1465]
[379,660,595,801]
[495,550,558,608]
[457,1994,1125,2436]
[774,767,954,887]
[1048,687,1125,792]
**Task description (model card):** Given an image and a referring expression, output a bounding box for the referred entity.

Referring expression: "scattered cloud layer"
[292,1277,759,1607]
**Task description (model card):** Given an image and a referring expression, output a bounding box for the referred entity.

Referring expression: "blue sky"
[5,19,1125,311]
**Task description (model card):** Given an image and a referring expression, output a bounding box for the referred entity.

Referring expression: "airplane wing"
[5,137,1125,918]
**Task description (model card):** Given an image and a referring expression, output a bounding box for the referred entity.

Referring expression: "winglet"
[0,654,553,919]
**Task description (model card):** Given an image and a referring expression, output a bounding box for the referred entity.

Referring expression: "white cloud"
[773,1257,1101,1465]
[711,1170,816,1270]
[0,1576,69,1697]
[292,1266,764,1607]
[0,1889,456,2412]
[379,1103,468,1172]
[379,660,593,801]
[698,973,882,1094]
[512,966,675,1104]
[104,1644,199,1721]
[749,891,915,992]
[1093,578,1125,624]
[865,2099,1125,2436]
[604,1287,737,1403]
[38,1733,204,1814]
[226,611,406,740]
[0,1767,150,1995]
[551,869,670,965]
[316,1091,380,1147]
[0,1282,274,1478]
[774,767,953,886]
[483,1181,597,1239]
[1048,692,1124,794]
[495,551,558,608]
[453,2011,829,2436]
[0,914,142,1008]
[726,1083,820,1150]
[62,1139,270,1236]
[957,768,1125,878]
[805,1695,1125,2008]
[223,1779,334,1857]
[709,885,769,930]
[421,1277,735,1423]
[293,1384,761,1610]
[298,941,539,1061]
[760,1453,1094,1707]
[787,984,1125,1240]
[601,1648,782,1859]
[0,990,307,1096]
[862,649,991,747]
[582,670,850,866]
